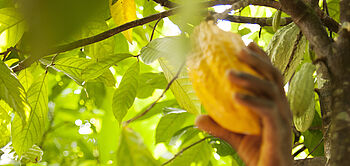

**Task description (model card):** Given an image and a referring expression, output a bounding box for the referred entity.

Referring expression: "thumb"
[195,115,243,149]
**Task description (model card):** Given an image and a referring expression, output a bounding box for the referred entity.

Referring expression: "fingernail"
[227,70,247,80]
[226,69,238,78]
[239,48,249,57]
[235,93,245,99]
[236,93,252,101]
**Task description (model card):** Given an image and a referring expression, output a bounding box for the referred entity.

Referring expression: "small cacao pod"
[272,10,282,32]
[187,21,263,135]
[288,62,315,131]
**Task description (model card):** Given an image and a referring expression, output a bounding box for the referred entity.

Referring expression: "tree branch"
[12,7,179,72]
[11,0,238,72]
[154,0,339,32]
[340,0,350,22]
[279,0,332,60]
[293,157,326,166]
[315,8,340,33]
[223,15,292,26]
[151,0,177,8]
[12,0,339,73]
[328,1,350,165]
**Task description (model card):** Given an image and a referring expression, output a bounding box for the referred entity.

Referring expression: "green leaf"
[210,138,235,157]
[49,57,91,85]
[93,70,116,87]
[44,57,116,86]
[81,82,106,108]
[82,53,133,81]
[82,20,116,60]
[155,109,191,144]
[114,33,129,54]
[12,74,48,157]
[137,72,167,98]
[0,100,10,148]
[0,8,25,51]
[168,1,203,33]
[112,62,139,123]
[0,60,29,124]
[302,130,324,157]
[159,58,201,115]
[169,126,201,146]
[142,36,199,114]
[20,145,43,163]
[116,127,159,166]
[0,0,13,9]
[0,18,25,50]
[142,0,163,37]
[327,0,339,22]
[18,69,34,91]
[168,138,212,166]
[140,36,188,65]
[238,27,251,36]
[232,152,245,166]
[0,8,22,34]
[134,99,179,121]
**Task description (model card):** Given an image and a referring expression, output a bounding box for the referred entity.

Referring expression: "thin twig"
[224,15,292,27]
[304,126,329,158]
[161,137,210,166]
[150,18,163,41]
[305,137,324,158]
[152,0,178,8]
[213,1,249,21]
[1,47,16,61]
[123,62,185,125]
[45,53,59,74]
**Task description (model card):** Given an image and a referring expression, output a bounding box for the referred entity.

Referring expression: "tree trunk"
[327,0,350,165]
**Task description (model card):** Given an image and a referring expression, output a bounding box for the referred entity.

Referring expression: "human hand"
[195,42,293,166]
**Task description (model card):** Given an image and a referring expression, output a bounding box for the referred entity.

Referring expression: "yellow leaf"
[110,0,136,43]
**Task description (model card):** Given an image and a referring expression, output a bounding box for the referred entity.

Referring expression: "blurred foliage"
[0,0,339,165]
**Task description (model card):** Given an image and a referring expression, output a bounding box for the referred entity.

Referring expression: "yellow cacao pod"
[188,21,262,135]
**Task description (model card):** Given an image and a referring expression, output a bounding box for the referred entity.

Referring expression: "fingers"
[227,70,279,99]
[195,115,242,149]
[237,46,283,86]
[247,42,270,62]
[235,93,277,121]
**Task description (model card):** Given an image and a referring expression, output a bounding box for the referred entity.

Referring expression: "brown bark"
[294,157,326,166]
[328,0,350,162]
[280,0,350,165]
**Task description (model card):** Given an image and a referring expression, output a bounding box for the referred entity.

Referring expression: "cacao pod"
[272,10,282,32]
[266,23,306,84]
[293,96,315,132]
[187,21,263,135]
[288,62,316,131]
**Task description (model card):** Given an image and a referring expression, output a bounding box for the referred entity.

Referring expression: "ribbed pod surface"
[188,21,262,135]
